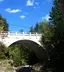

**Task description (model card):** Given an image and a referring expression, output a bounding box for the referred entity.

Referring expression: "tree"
[8,43,38,67]
[42,0,64,71]
[0,15,8,32]
[34,23,40,33]
[29,21,49,33]
[41,21,54,44]
[60,0,64,14]
[8,44,29,66]
[49,0,64,42]
[0,15,9,39]
[0,42,8,59]
[19,29,23,32]
[29,26,35,33]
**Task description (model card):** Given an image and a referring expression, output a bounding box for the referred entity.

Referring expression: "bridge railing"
[0,32,42,37]
[8,32,42,36]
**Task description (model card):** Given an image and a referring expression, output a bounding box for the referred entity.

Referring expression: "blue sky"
[0,0,53,32]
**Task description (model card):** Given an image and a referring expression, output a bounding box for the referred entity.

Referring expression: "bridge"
[0,32,48,61]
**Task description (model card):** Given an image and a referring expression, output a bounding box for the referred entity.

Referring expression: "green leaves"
[41,0,64,72]
[0,15,8,32]
[29,20,49,34]
[8,44,31,66]
[49,0,64,41]
[29,26,35,33]
[0,42,8,59]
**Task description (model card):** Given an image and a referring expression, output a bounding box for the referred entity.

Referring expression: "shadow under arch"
[8,40,48,63]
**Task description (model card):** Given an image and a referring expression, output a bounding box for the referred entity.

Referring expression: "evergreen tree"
[49,0,64,42]
[34,23,40,33]
[60,0,64,14]
[29,26,35,33]
[43,0,64,71]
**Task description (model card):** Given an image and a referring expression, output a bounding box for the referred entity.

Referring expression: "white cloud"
[26,0,34,6]
[5,8,21,13]
[42,14,50,21]
[0,0,4,2]
[20,15,25,19]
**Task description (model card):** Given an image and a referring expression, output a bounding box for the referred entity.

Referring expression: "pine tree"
[49,0,64,42]
[46,0,64,71]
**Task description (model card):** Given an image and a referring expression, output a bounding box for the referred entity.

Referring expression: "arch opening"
[8,40,48,66]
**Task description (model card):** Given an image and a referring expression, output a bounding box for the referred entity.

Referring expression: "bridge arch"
[0,32,48,61]
[7,39,42,47]
[8,39,48,61]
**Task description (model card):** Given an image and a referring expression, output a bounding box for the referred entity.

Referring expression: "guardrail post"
[22,32,24,38]
[8,32,10,35]
[36,32,37,39]
[16,32,17,36]
[30,32,31,36]
[29,32,31,39]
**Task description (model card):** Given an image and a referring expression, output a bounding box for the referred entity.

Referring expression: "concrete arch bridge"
[0,32,48,61]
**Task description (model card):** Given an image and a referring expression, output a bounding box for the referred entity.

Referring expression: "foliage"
[0,15,9,39]
[0,42,8,59]
[8,44,28,66]
[29,0,64,71]
[29,20,54,46]
[8,43,38,67]
[29,21,54,58]
[60,0,64,14]
[41,0,64,72]
[0,15,8,32]
[34,23,40,33]
[29,26,35,33]
[29,20,49,33]
[29,23,41,33]
[41,21,54,44]
[19,29,24,32]
[49,0,64,42]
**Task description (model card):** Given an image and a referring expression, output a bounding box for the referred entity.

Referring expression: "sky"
[0,0,53,32]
